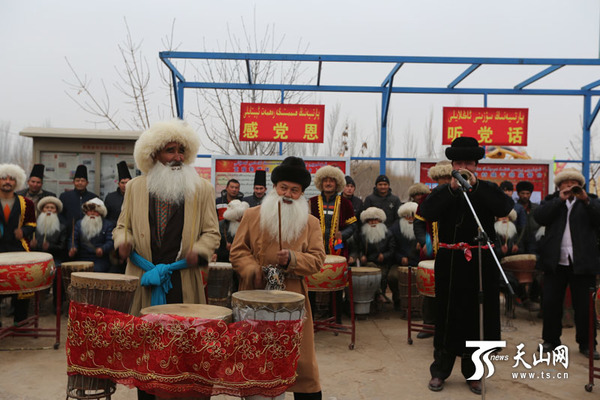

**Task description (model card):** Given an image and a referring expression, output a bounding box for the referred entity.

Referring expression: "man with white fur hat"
[389,201,420,311]
[68,198,114,272]
[359,206,396,305]
[0,163,37,325]
[113,119,220,317]
[534,168,600,359]
[215,199,249,263]
[309,165,357,322]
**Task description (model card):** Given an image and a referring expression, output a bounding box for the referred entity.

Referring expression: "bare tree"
[190,12,311,156]
[0,121,32,168]
[567,117,600,194]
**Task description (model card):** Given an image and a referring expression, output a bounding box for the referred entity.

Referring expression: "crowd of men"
[2,119,600,399]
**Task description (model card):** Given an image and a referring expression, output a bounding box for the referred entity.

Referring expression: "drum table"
[66,272,139,400]
[406,262,435,345]
[0,251,61,349]
[306,255,355,349]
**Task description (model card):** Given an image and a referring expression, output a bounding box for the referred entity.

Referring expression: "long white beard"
[260,190,309,243]
[494,220,517,241]
[362,222,388,244]
[81,215,103,240]
[36,212,60,237]
[227,220,240,237]
[146,162,200,204]
[399,218,415,241]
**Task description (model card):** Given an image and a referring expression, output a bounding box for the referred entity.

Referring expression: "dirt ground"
[0,292,595,400]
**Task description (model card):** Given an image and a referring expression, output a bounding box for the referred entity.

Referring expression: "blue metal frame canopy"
[160,51,600,183]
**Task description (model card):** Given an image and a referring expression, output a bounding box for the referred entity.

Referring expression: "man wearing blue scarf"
[113,119,220,318]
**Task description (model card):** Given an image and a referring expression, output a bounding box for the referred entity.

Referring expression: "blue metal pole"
[176,82,184,118]
[380,87,390,175]
[583,95,592,185]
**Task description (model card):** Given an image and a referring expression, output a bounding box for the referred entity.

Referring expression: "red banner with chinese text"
[442,107,528,146]
[240,103,325,143]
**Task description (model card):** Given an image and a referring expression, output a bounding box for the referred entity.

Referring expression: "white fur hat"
[37,196,63,213]
[223,200,249,221]
[427,160,453,181]
[0,164,27,191]
[82,198,107,218]
[554,168,585,187]
[408,183,431,198]
[360,206,386,223]
[314,165,345,193]
[398,202,418,218]
[134,119,200,174]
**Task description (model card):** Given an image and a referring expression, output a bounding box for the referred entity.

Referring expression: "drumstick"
[278,201,282,251]
[71,218,75,249]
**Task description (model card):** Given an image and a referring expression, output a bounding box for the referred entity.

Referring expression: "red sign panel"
[419,161,550,202]
[240,103,325,143]
[442,107,528,146]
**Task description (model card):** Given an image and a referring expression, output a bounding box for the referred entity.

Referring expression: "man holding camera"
[534,168,600,359]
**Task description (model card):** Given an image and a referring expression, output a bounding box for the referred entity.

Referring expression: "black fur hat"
[516,181,534,193]
[445,137,485,161]
[270,156,311,191]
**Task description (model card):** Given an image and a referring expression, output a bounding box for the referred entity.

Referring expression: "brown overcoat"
[113,175,220,316]
[229,205,325,394]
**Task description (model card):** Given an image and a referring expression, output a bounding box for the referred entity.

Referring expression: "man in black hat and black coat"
[515,180,540,254]
[59,164,98,239]
[419,137,513,395]
[363,174,402,228]
[243,170,267,207]
[104,161,132,223]
[16,163,56,214]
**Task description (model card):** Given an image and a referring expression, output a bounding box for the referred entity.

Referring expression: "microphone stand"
[455,178,514,400]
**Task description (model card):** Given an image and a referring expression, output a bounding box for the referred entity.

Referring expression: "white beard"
[146,162,200,204]
[260,190,309,243]
[36,212,60,237]
[399,218,415,241]
[227,220,240,237]
[494,220,517,241]
[362,222,388,244]
[81,215,103,240]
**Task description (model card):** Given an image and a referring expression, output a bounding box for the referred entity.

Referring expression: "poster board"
[416,159,553,204]
[212,156,350,199]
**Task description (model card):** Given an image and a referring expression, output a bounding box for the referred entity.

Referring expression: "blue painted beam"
[381,63,403,87]
[317,61,322,86]
[448,64,481,89]
[582,78,600,91]
[160,58,186,82]
[514,65,563,90]
[160,51,600,67]
[180,81,600,96]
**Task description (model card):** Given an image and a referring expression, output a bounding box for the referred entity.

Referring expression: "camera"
[571,185,583,195]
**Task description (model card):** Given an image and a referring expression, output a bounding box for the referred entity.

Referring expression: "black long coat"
[419,180,513,355]
[534,192,600,275]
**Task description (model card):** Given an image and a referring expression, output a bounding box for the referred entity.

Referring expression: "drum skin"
[141,303,233,323]
[416,260,435,297]
[306,255,347,291]
[501,254,536,284]
[350,267,381,315]
[0,251,55,294]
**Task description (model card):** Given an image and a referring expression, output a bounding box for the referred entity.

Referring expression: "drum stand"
[312,268,356,350]
[586,287,600,392]
[0,267,62,350]
[406,267,434,345]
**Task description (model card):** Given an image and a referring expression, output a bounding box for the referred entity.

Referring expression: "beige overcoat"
[113,175,220,316]
[229,206,325,394]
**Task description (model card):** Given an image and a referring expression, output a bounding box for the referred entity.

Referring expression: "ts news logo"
[466,340,507,380]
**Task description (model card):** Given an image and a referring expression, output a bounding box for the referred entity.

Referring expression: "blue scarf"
[130,251,188,306]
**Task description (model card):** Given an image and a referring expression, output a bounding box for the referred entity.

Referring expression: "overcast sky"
[1,0,599,161]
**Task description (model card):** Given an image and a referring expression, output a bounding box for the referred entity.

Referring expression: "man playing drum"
[230,156,326,400]
[0,163,37,325]
[309,165,357,323]
[419,137,513,395]
[113,119,220,314]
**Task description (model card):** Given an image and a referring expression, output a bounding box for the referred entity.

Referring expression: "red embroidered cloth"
[66,302,304,398]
